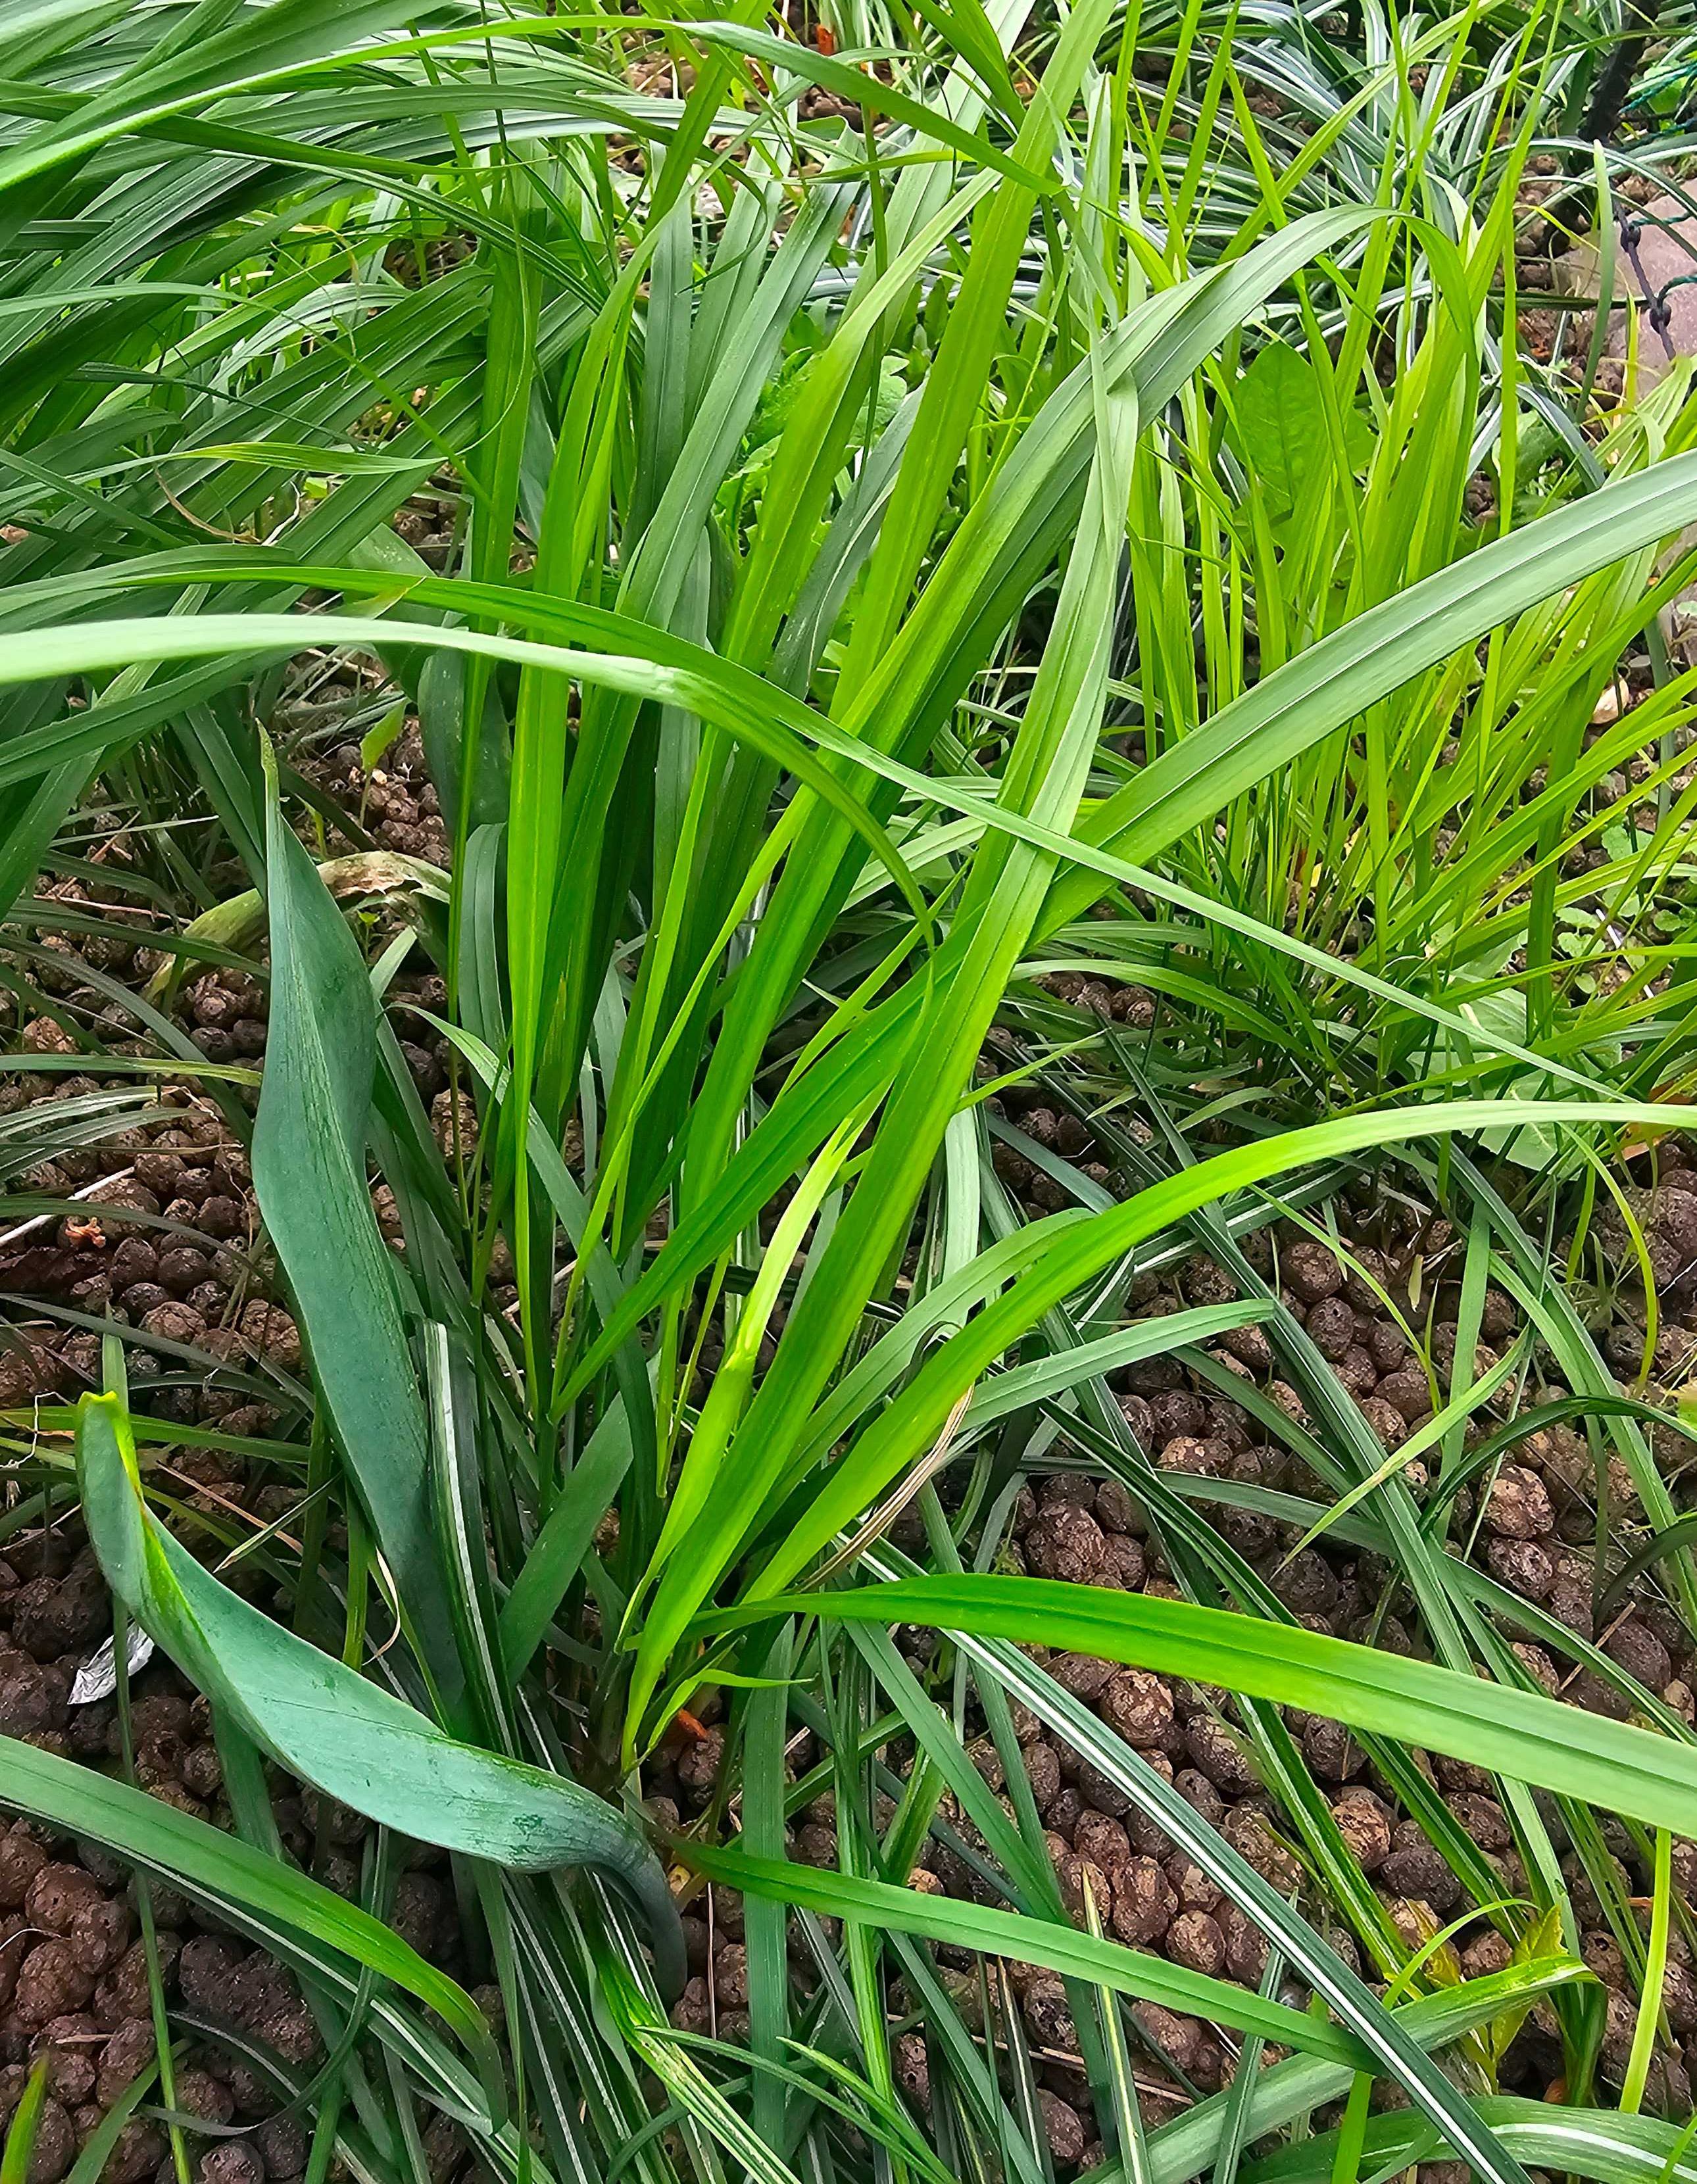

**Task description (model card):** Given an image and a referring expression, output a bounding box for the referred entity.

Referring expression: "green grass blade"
[733,1572,1697,1841]
[681,1843,1366,2066]
[1,2058,50,2184]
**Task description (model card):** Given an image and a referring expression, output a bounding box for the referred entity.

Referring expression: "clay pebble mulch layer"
[0,1730,474,2184]
[658,1407,1697,2162]
[7,764,1697,2173]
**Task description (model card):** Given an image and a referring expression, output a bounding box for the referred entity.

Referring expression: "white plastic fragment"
[69,1626,156,1705]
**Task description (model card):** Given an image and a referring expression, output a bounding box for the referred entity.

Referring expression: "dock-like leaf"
[77,1392,685,1999]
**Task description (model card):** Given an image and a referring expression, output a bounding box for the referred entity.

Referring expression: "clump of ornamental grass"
[2,6,1697,2184]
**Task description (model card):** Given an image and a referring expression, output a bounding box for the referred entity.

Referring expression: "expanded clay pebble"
[1100,1670,1172,1747]
[1282,1238,1344,1303]
[1110,1857,1175,1945]
[1484,1465,1554,1540]
[1039,2091,1086,2167]
[1025,1504,1107,1584]
[1304,1296,1356,1360]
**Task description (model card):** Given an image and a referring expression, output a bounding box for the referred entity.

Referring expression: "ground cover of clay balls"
[7,740,1697,2175]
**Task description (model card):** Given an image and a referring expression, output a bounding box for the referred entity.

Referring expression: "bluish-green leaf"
[77,1390,686,2000]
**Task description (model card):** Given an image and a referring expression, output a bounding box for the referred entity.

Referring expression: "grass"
[5,1,1697,2181]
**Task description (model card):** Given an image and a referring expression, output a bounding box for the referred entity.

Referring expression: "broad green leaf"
[1231,341,1373,522]
[76,1389,687,2001]
[251,738,451,1675]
